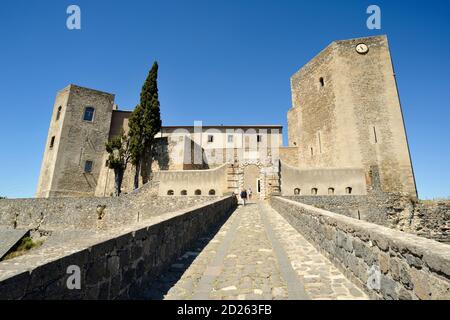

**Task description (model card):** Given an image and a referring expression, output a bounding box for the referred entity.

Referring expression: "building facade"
[36,35,416,201]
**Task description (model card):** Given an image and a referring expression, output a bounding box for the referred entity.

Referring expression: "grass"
[2,236,44,261]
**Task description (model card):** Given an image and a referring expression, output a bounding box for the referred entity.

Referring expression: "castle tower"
[36,85,115,197]
[287,35,417,198]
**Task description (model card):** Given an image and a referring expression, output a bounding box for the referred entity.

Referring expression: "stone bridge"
[0,195,449,300]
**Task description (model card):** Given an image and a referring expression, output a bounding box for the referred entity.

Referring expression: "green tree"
[105,130,130,196]
[128,61,162,189]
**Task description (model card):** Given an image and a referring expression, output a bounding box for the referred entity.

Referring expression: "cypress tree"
[128,61,162,189]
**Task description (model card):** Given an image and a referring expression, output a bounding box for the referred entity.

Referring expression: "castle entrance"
[243,164,260,200]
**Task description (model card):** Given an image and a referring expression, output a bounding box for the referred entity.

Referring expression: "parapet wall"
[280,161,367,196]
[0,196,237,299]
[0,182,218,231]
[285,195,449,244]
[154,164,228,197]
[270,197,450,300]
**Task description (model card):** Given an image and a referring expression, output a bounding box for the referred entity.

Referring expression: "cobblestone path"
[145,201,368,300]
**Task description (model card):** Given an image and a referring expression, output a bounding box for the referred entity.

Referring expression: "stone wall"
[279,147,298,166]
[0,182,219,231]
[280,161,367,196]
[287,35,417,198]
[285,195,450,244]
[36,85,115,198]
[0,196,237,299]
[270,197,450,300]
[153,164,228,197]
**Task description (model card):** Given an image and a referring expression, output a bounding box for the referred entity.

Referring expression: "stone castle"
[2,35,449,301]
[36,35,416,202]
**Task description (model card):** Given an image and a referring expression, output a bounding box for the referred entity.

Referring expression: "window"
[311,188,318,195]
[257,135,262,143]
[346,187,353,194]
[294,188,301,195]
[56,106,62,121]
[84,160,93,173]
[167,190,174,195]
[328,187,335,195]
[209,189,216,195]
[180,190,187,195]
[195,189,202,195]
[228,135,233,143]
[310,147,314,157]
[207,135,214,143]
[319,77,324,87]
[49,136,55,149]
[83,107,95,122]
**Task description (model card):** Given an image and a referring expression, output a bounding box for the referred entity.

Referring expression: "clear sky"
[0,0,449,199]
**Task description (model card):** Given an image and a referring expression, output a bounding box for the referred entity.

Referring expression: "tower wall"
[36,85,114,197]
[287,35,417,197]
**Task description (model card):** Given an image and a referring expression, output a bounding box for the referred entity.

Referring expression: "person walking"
[248,187,252,201]
[240,189,248,206]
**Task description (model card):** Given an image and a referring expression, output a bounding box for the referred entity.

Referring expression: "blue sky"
[0,0,449,199]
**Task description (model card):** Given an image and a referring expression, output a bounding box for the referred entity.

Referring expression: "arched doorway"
[243,164,260,200]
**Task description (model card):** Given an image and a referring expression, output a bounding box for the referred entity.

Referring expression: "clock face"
[356,43,369,54]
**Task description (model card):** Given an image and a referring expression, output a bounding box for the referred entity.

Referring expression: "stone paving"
[145,200,368,300]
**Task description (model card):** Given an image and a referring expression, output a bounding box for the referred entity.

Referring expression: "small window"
[257,135,262,143]
[346,187,353,194]
[227,135,233,143]
[328,187,335,195]
[56,106,62,121]
[319,77,324,87]
[310,147,314,157]
[49,136,55,149]
[294,188,301,195]
[195,189,202,195]
[208,189,216,195]
[167,190,174,195]
[311,188,318,195]
[84,160,93,173]
[180,190,187,195]
[83,107,95,122]
[207,135,214,143]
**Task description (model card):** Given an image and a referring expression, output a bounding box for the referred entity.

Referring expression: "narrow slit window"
[207,135,214,143]
[56,106,62,121]
[319,77,324,87]
[310,147,314,157]
[373,126,378,144]
[346,187,353,194]
[318,132,322,153]
[49,136,55,149]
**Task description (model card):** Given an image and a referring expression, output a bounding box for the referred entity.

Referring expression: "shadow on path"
[141,205,242,300]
